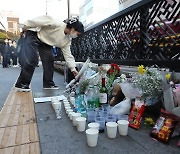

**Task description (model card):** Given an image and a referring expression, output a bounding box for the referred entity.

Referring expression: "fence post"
[139,6,149,59]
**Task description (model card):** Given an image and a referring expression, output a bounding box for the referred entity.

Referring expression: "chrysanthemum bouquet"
[131,65,163,105]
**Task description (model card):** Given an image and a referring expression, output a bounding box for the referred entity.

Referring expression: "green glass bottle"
[99,77,108,107]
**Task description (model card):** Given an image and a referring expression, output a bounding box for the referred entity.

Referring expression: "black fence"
[58,0,180,71]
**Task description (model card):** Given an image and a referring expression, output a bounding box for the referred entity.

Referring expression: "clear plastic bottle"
[94,85,100,108]
[87,85,95,108]
[75,94,81,112]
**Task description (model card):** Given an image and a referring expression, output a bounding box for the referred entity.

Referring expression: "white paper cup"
[117,120,129,136]
[69,112,75,120]
[63,101,70,105]
[86,129,99,147]
[65,106,71,111]
[66,109,73,114]
[88,122,100,130]
[64,104,71,107]
[70,97,75,105]
[68,111,73,118]
[76,117,86,132]
[53,102,62,119]
[106,122,118,138]
[72,113,81,126]
[52,102,61,111]
[63,98,68,102]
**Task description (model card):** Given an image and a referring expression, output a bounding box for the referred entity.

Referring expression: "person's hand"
[72,70,78,77]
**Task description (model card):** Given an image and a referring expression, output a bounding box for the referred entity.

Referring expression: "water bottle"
[87,85,95,109]
[75,94,82,112]
[94,85,100,108]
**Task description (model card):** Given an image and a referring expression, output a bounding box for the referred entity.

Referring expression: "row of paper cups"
[63,98,130,147]
[63,99,98,147]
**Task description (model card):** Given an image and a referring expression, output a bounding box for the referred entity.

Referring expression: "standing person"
[11,41,18,67]
[1,38,11,68]
[15,15,84,92]
[8,39,13,66]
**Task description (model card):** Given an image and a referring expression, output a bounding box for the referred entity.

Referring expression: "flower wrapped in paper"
[64,58,100,95]
[131,65,163,106]
[162,73,180,117]
[106,63,120,94]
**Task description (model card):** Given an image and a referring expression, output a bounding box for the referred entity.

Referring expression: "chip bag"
[128,98,146,129]
[150,109,179,144]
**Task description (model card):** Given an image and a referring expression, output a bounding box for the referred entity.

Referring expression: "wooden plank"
[4,90,21,106]
[3,90,15,106]
[0,142,40,154]
[0,105,21,114]
[4,91,34,106]
[1,103,34,114]
[0,84,40,153]
[0,111,36,128]
[0,123,39,149]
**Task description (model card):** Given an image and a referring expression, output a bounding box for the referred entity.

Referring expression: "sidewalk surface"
[0,65,179,154]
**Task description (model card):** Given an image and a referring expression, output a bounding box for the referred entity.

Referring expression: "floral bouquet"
[131,65,163,106]
[163,72,180,117]
[106,63,120,93]
[64,59,99,95]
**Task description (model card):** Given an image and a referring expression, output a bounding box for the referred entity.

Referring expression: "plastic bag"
[119,82,141,99]
[163,87,175,112]
[109,98,131,115]
[65,58,90,89]
[109,82,140,115]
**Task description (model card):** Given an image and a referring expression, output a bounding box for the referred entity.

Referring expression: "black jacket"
[1,43,11,55]
[10,46,18,56]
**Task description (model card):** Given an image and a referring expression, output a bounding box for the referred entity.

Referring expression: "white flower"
[121,74,126,79]
[116,74,127,83]
[131,67,163,100]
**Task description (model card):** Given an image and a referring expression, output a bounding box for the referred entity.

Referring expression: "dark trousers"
[2,54,10,68]
[12,54,18,65]
[16,30,55,87]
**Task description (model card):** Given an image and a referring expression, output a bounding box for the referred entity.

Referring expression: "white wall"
[119,0,142,11]
[0,10,8,31]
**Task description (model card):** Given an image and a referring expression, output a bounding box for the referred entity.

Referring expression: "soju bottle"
[99,77,108,107]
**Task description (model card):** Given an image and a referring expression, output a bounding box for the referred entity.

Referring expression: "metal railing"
[58,0,180,71]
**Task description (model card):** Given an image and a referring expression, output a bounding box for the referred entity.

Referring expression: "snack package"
[128,98,146,129]
[150,109,179,144]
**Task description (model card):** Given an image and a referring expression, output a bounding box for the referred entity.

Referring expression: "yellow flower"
[138,65,146,74]
[165,73,171,81]
[144,117,155,125]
